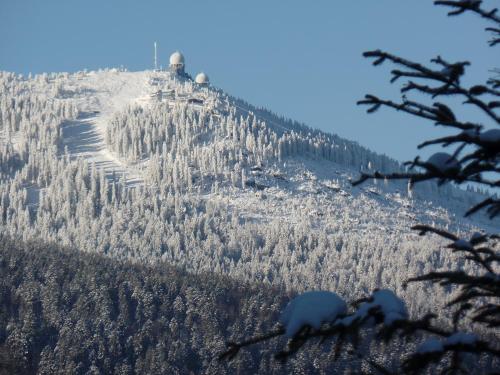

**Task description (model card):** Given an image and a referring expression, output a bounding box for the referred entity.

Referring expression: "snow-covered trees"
[0,5,497,371]
[0,62,492,353]
[0,236,295,374]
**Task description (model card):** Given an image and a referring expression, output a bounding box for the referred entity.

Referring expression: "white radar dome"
[195,72,209,84]
[169,51,185,66]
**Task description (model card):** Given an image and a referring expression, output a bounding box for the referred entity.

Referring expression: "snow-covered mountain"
[0,67,495,315]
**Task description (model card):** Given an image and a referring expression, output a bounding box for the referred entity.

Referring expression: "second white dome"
[195,72,209,84]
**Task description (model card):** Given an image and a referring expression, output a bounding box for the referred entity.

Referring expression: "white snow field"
[59,70,154,186]
[280,291,347,337]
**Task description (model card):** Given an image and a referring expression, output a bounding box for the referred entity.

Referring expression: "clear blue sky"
[1,0,497,162]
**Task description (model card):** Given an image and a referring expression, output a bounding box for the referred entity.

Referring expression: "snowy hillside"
[0,67,495,318]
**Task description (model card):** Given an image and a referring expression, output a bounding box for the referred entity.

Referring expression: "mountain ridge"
[0,66,494,306]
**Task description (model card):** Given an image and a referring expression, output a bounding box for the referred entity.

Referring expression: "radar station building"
[169,51,186,76]
[195,72,209,86]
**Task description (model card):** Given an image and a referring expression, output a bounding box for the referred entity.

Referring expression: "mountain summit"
[0,64,493,307]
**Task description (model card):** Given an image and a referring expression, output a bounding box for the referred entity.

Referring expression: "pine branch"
[411,224,459,241]
[435,1,500,24]
[465,197,500,218]
[218,327,285,361]
[403,340,500,375]
[357,94,480,129]
[406,271,500,295]
[486,26,500,46]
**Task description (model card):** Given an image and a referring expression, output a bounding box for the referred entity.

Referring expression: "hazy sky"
[1,0,497,162]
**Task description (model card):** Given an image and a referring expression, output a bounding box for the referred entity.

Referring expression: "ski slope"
[59,70,153,186]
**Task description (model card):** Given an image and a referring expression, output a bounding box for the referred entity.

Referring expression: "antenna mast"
[154,42,158,71]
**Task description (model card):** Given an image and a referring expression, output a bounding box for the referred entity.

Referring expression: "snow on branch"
[279,291,347,337]
[406,331,500,374]
[220,289,408,363]
[220,288,500,372]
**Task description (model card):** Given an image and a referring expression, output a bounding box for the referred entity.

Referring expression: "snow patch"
[280,291,347,337]
[416,332,477,354]
[426,152,460,173]
[452,239,473,250]
[479,129,500,143]
[340,289,407,326]
[470,232,483,242]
